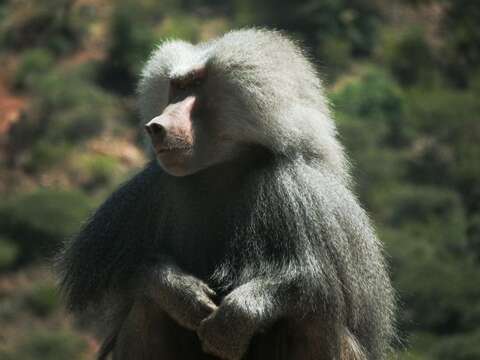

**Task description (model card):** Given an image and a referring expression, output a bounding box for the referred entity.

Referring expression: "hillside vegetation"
[0,0,479,359]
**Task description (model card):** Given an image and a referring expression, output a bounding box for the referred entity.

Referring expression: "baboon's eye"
[171,79,188,90]
[191,68,207,87]
[171,68,206,91]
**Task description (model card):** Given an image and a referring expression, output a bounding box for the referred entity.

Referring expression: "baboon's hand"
[197,293,256,360]
[156,273,218,331]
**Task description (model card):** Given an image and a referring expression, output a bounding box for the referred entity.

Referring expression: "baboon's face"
[145,67,243,177]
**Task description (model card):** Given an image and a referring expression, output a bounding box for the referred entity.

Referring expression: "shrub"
[159,15,203,42]
[331,66,409,147]
[27,69,119,146]
[0,297,22,324]
[468,214,480,261]
[320,37,351,81]
[380,27,435,87]
[430,331,480,360]
[82,154,120,189]
[336,114,406,211]
[237,0,381,81]
[381,185,480,335]
[1,330,88,360]
[384,186,466,230]
[25,283,60,317]
[47,108,108,144]
[97,0,156,94]
[404,87,480,212]
[32,70,116,116]
[0,236,19,270]
[332,67,404,120]
[0,0,82,55]
[14,48,54,90]
[7,67,122,174]
[441,0,480,87]
[68,153,122,191]
[24,141,72,174]
[0,189,94,263]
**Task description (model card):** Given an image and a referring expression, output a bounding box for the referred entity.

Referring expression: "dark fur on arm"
[207,159,394,359]
[57,161,164,312]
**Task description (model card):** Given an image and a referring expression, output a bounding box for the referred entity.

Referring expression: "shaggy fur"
[59,28,395,360]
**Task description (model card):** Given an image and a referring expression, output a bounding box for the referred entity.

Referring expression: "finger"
[196,288,218,308]
[200,297,218,312]
[201,283,217,298]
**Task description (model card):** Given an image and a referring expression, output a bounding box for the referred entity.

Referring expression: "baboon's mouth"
[156,147,192,154]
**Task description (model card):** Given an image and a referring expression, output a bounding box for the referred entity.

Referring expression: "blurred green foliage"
[332,67,409,147]
[0,0,83,55]
[442,0,480,87]
[70,153,123,191]
[97,0,157,94]
[14,48,55,90]
[0,330,88,360]
[430,331,480,360]
[25,282,61,317]
[380,27,436,87]
[0,0,479,359]
[30,70,118,141]
[0,190,94,265]
[237,0,381,80]
[0,236,20,270]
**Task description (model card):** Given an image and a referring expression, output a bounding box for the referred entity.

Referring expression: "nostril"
[150,123,164,135]
[145,123,166,138]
